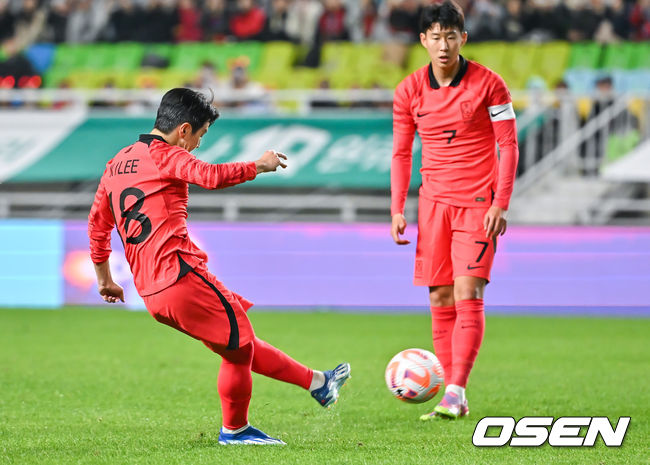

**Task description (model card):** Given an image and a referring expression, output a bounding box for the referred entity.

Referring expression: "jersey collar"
[139,134,168,146]
[428,55,468,89]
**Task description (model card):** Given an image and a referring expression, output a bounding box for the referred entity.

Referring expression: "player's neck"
[150,128,176,145]
[431,57,461,87]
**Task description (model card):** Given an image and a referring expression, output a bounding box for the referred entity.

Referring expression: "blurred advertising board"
[1,220,649,315]
[4,113,422,188]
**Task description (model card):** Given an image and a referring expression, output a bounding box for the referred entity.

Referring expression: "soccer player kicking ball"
[390,1,518,420]
[88,88,351,445]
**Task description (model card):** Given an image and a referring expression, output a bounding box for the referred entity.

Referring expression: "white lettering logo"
[472,416,631,447]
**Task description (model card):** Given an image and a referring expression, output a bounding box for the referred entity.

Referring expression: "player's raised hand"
[391,213,411,245]
[255,150,288,174]
[484,205,507,239]
[98,281,125,304]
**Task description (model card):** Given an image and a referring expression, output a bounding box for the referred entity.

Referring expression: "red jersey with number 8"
[391,57,519,215]
[88,134,257,296]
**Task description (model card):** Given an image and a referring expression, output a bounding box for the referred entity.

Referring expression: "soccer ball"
[385,348,444,403]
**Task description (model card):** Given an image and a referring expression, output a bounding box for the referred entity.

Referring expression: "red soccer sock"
[216,342,254,430]
[430,305,456,386]
[451,299,485,388]
[251,337,313,390]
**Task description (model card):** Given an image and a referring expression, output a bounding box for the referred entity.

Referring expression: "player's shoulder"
[396,65,429,95]
[466,59,507,87]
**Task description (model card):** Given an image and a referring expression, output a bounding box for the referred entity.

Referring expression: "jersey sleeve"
[391,79,416,216]
[154,144,257,189]
[487,74,519,210]
[88,178,115,264]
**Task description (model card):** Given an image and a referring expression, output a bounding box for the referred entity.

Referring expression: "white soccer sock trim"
[445,384,466,403]
[309,371,326,392]
[222,423,250,434]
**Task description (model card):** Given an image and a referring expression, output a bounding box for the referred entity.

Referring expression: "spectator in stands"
[262,0,292,41]
[567,0,607,42]
[286,0,323,46]
[138,0,177,43]
[465,0,504,41]
[43,0,70,43]
[387,0,420,43]
[225,57,268,111]
[605,0,631,40]
[66,0,110,43]
[195,60,225,91]
[229,0,266,40]
[521,0,570,40]
[0,0,16,43]
[201,0,229,42]
[501,0,525,41]
[176,0,203,42]
[358,0,379,41]
[629,0,650,39]
[4,0,47,55]
[317,0,350,41]
[105,0,139,42]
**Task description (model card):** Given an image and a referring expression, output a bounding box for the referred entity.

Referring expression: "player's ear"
[419,32,427,48]
[461,31,468,47]
[179,122,192,137]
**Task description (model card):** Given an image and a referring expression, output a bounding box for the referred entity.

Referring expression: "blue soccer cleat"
[311,362,351,408]
[218,425,286,445]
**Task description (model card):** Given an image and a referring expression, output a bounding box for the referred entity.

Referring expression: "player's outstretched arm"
[255,150,287,174]
[93,260,125,304]
[391,213,411,245]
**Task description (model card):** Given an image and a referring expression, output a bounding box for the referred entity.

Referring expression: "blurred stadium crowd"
[0,0,647,110]
[1,0,648,50]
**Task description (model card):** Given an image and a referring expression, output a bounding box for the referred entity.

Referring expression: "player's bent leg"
[251,337,313,389]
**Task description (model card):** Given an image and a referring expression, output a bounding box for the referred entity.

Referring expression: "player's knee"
[429,286,454,307]
[220,341,254,365]
[453,286,484,302]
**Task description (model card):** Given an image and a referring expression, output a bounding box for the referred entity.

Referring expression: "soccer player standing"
[390,2,518,420]
[88,88,350,445]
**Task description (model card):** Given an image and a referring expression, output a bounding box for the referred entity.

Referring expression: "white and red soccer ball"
[385,348,444,403]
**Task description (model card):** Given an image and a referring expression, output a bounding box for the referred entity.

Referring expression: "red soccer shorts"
[143,264,255,352]
[414,197,496,286]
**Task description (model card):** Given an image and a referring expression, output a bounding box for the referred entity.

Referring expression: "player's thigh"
[450,206,496,282]
[143,270,255,350]
[415,198,453,286]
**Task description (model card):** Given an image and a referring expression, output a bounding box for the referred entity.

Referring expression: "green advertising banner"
[6,113,423,188]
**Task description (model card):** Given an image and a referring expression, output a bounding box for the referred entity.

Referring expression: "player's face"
[420,23,467,71]
[180,122,210,152]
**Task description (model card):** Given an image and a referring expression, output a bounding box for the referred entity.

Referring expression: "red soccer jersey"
[88,134,257,296]
[391,57,519,215]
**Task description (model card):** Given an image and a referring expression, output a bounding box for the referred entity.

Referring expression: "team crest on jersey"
[460,101,473,120]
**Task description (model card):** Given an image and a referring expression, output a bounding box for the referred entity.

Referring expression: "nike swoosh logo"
[467,265,483,270]
[490,108,507,117]
[417,112,431,118]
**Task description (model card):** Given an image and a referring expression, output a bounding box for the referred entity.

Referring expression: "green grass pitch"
[1,308,648,465]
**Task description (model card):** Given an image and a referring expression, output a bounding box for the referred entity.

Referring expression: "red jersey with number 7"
[391,56,519,215]
[88,134,257,296]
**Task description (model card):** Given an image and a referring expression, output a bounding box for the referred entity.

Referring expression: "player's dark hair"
[419,0,465,34]
[154,88,219,134]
